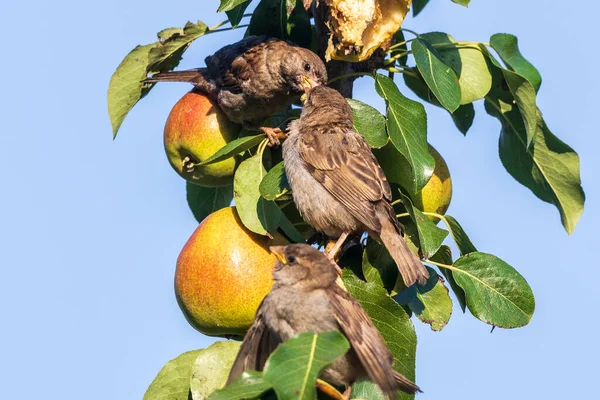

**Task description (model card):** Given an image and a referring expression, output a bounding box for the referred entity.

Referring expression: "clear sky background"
[1,1,597,399]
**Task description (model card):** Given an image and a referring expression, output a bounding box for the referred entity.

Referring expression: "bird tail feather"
[379,219,429,287]
[144,69,216,94]
[393,371,422,395]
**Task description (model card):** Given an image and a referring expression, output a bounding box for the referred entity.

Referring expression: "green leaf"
[233,154,282,236]
[490,33,542,92]
[186,183,233,223]
[276,208,307,243]
[263,331,350,400]
[395,267,453,331]
[218,0,251,12]
[248,0,311,48]
[225,1,252,28]
[484,47,538,147]
[209,371,272,400]
[411,39,461,112]
[452,0,470,6]
[412,0,430,16]
[374,74,434,194]
[143,350,201,400]
[430,245,466,313]
[451,103,475,135]
[450,252,535,328]
[350,381,386,400]
[484,62,585,234]
[392,30,408,66]
[342,270,417,397]
[199,134,265,166]
[347,99,388,149]
[420,32,492,105]
[362,239,399,292]
[108,44,154,137]
[441,215,477,256]
[259,161,291,201]
[190,341,241,400]
[399,191,448,258]
[108,21,208,138]
[148,21,208,73]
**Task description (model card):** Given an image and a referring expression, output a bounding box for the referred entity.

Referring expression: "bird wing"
[298,127,393,232]
[206,35,269,93]
[328,285,398,398]
[226,300,279,384]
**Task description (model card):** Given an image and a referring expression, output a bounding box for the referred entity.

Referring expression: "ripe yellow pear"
[175,206,285,338]
[164,91,240,187]
[412,145,452,221]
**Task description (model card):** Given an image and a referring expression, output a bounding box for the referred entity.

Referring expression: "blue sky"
[0,1,597,399]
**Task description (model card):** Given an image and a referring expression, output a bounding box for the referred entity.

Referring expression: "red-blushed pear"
[164,90,241,187]
[175,206,286,338]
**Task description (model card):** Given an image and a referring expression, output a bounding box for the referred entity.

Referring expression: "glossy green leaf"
[350,381,386,400]
[441,215,477,256]
[190,341,241,400]
[412,39,461,112]
[392,30,408,66]
[263,331,350,400]
[347,99,388,149]
[209,371,272,400]
[199,134,265,166]
[260,161,291,201]
[430,245,466,313]
[395,267,453,331]
[234,155,282,236]
[490,33,542,92]
[485,62,585,234]
[375,74,434,194]
[108,44,155,137]
[248,0,311,48]
[342,270,417,398]
[186,183,233,223]
[420,32,492,104]
[108,22,208,138]
[143,350,201,400]
[451,252,535,328]
[412,0,430,16]
[452,0,470,6]
[451,103,475,135]
[362,239,399,292]
[276,207,307,243]
[225,1,252,28]
[399,191,448,258]
[148,22,208,72]
[484,47,537,147]
[218,0,251,12]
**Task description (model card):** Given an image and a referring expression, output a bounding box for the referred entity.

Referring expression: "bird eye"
[287,255,297,264]
[303,63,311,72]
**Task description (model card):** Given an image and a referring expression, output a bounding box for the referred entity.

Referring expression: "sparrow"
[145,35,327,147]
[281,86,429,287]
[226,244,420,398]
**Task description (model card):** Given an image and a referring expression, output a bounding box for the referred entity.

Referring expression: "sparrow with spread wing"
[227,244,420,398]
[282,86,429,287]
[145,36,327,147]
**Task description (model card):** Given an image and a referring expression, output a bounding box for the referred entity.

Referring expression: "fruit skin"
[164,90,241,187]
[412,145,452,221]
[175,206,285,338]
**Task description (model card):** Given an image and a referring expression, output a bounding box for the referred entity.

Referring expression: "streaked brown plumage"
[145,36,327,140]
[227,244,420,398]
[282,86,429,286]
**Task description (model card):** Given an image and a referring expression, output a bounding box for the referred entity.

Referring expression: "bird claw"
[261,127,288,147]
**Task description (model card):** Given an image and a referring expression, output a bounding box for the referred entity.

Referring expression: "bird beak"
[301,76,318,92]
[270,246,287,264]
